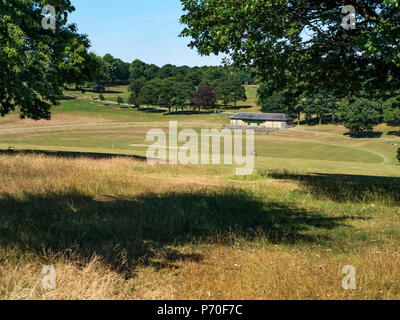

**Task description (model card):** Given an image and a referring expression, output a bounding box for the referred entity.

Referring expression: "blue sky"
[69,0,224,67]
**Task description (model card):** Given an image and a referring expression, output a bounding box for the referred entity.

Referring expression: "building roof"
[230,112,294,122]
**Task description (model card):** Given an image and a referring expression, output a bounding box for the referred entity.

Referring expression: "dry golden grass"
[0,153,399,300]
[0,114,114,130]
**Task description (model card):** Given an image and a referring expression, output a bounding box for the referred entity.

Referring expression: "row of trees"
[86,54,256,93]
[127,72,247,113]
[259,87,400,136]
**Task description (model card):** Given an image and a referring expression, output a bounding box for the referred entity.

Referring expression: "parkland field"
[0,86,399,299]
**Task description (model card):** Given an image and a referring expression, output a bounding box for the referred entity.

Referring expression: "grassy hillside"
[0,154,399,299]
[0,91,399,300]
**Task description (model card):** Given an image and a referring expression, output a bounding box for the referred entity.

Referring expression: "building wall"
[230,119,288,129]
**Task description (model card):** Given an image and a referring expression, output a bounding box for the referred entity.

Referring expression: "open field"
[0,98,399,177]
[0,153,399,299]
[65,85,262,113]
[0,93,399,300]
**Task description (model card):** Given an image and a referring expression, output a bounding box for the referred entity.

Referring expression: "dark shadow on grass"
[388,131,400,137]
[57,95,78,101]
[142,108,167,114]
[220,105,253,111]
[164,110,216,116]
[0,189,361,277]
[260,170,400,204]
[344,131,383,138]
[67,88,123,94]
[0,149,148,161]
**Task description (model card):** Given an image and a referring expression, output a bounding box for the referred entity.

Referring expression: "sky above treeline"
[69,0,224,67]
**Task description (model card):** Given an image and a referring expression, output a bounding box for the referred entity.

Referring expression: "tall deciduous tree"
[215,78,233,106]
[304,92,336,125]
[231,77,247,107]
[137,79,161,111]
[259,91,287,114]
[157,79,176,113]
[192,84,216,112]
[383,94,400,126]
[174,82,195,113]
[216,75,247,107]
[128,79,145,108]
[0,0,97,120]
[129,59,147,82]
[180,1,400,98]
[338,97,380,136]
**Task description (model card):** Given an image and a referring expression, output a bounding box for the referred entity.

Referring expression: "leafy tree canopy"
[192,84,217,111]
[259,91,288,114]
[180,0,400,98]
[338,97,380,136]
[174,81,195,111]
[383,94,400,126]
[0,0,97,119]
[157,79,176,112]
[137,81,161,107]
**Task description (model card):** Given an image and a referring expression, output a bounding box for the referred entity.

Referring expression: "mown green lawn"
[0,95,399,178]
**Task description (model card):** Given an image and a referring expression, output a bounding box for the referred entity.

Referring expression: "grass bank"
[0,153,399,299]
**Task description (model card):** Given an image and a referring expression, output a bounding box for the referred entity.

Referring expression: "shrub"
[117,96,123,105]
[99,94,105,101]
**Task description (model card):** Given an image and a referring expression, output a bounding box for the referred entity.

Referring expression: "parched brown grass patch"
[0,154,399,300]
[0,114,113,130]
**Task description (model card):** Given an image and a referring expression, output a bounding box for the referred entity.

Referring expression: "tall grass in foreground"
[0,154,399,299]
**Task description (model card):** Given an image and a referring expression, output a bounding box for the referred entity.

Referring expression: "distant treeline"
[82,53,256,113]
[85,54,257,90]
[79,53,400,136]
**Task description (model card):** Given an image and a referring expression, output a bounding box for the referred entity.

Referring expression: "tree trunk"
[319,114,322,125]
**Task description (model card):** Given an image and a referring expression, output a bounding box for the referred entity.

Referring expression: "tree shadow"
[388,131,400,137]
[261,170,400,204]
[219,105,253,111]
[137,107,166,113]
[164,110,215,116]
[67,88,123,94]
[57,95,78,101]
[0,149,148,162]
[344,131,383,138]
[0,189,361,278]
[145,109,167,114]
